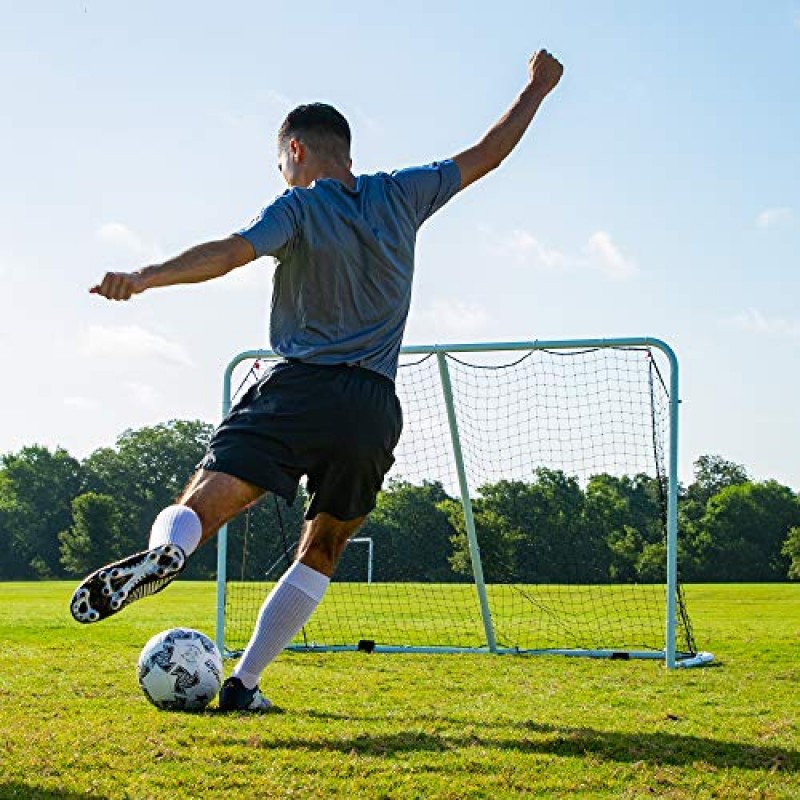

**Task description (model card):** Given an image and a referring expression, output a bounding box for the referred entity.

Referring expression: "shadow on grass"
[223,723,797,772]
[0,784,110,800]
[204,704,286,716]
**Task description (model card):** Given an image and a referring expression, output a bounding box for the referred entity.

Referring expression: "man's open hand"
[528,50,563,96]
[89,271,146,301]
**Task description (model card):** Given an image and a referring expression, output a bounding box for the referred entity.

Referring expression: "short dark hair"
[278,103,351,163]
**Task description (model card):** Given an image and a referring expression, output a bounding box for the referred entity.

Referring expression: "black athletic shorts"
[198,360,403,521]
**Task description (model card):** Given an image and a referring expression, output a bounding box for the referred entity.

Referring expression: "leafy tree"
[694,481,800,581]
[478,471,589,583]
[682,454,749,525]
[692,454,750,503]
[585,473,666,582]
[636,541,668,582]
[679,455,752,580]
[585,475,633,581]
[0,446,83,578]
[59,492,121,577]
[360,481,457,582]
[442,500,520,583]
[82,420,214,568]
[0,473,30,579]
[781,527,800,580]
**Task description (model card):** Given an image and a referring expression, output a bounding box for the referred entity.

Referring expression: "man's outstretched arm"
[453,50,564,190]
[90,235,256,301]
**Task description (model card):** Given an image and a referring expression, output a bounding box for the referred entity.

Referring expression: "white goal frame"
[215,338,700,669]
[345,537,374,584]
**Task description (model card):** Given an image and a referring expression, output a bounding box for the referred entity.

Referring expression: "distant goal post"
[215,338,709,670]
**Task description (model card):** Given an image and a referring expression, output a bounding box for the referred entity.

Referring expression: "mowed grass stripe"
[0,582,797,799]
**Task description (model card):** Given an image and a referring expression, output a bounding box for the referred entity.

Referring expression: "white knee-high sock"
[148,505,202,556]
[232,561,330,689]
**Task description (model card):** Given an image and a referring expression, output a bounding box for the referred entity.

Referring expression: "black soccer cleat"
[217,677,272,712]
[69,544,186,624]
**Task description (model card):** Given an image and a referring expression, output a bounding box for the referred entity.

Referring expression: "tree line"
[1,420,798,583]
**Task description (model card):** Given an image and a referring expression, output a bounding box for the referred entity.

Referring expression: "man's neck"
[295,155,355,189]
[309,165,356,189]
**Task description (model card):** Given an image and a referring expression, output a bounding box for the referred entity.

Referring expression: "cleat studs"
[69,544,184,623]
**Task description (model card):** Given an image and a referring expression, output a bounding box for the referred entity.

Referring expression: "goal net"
[216,339,698,666]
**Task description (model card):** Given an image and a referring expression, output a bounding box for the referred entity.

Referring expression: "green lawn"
[0,582,797,799]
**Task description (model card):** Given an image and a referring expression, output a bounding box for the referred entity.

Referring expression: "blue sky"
[1,1,798,488]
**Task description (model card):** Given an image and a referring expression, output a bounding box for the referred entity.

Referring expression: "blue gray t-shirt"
[235,160,461,381]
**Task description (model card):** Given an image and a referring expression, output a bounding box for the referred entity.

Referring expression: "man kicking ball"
[71,51,564,711]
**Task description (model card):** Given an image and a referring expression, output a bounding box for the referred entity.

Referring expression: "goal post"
[346,537,374,584]
[215,338,707,669]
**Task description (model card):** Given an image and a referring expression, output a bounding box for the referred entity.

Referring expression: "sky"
[0,1,798,488]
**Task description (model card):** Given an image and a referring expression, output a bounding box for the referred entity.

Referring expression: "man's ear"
[289,138,306,162]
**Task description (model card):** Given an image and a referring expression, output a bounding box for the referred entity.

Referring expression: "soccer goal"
[215,338,707,669]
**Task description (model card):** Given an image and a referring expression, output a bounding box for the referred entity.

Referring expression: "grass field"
[0,582,797,799]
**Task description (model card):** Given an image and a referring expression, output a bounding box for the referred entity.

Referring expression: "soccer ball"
[137,628,223,711]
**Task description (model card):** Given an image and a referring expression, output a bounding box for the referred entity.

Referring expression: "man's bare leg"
[147,469,264,557]
[223,512,365,704]
[175,469,265,545]
[295,512,366,575]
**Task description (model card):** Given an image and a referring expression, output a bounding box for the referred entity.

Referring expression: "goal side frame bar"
[215,337,685,668]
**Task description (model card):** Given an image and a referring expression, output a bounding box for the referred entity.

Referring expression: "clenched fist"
[90,271,146,301]
[528,50,563,95]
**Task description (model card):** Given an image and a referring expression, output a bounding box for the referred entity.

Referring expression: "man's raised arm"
[453,50,564,191]
[90,235,256,301]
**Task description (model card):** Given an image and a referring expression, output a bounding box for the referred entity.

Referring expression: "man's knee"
[176,469,264,543]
